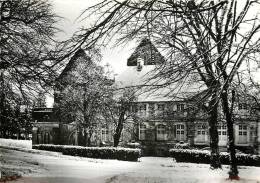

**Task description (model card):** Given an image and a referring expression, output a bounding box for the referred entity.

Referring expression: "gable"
[127,38,165,66]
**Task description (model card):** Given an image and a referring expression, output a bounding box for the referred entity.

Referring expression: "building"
[32,39,260,155]
[117,38,259,155]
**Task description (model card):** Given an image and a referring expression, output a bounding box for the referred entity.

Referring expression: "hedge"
[33,144,64,152]
[169,148,260,167]
[33,144,141,161]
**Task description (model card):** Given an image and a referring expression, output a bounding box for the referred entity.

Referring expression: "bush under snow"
[169,148,260,167]
[33,144,141,161]
[32,144,64,152]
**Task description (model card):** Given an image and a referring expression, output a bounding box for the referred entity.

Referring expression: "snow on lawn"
[2,147,260,183]
[0,138,32,149]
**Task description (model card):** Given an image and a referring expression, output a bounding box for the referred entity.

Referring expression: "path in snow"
[1,147,260,183]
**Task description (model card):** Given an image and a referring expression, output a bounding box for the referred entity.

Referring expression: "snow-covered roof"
[115,39,204,102]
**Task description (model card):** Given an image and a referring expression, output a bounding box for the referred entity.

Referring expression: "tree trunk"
[83,129,92,147]
[208,92,222,169]
[113,111,125,147]
[221,90,239,179]
[78,128,84,146]
[113,126,123,147]
[87,132,92,147]
[113,122,123,147]
[83,130,88,146]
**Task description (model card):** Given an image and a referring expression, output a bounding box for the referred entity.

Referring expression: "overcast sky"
[45,0,260,107]
[51,0,136,75]
[50,0,260,75]
[46,0,138,106]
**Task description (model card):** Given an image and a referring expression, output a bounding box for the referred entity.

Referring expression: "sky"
[46,0,137,107]
[50,0,260,74]
[45,0,260,107]
[51,0,136,75]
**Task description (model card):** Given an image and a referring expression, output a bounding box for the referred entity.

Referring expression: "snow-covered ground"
[1,147,260,183]
[0,138,32,149]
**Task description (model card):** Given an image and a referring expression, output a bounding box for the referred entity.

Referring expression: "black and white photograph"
[1,0,260,182]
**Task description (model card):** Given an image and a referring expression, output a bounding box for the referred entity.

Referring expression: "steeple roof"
[57,49,90,81]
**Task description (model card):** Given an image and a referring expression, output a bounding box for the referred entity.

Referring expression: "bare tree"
[68,0,260,178]
[103,88,137,147]
[0,0,67,141]
[69,0,224,169]
[0,0,64,100]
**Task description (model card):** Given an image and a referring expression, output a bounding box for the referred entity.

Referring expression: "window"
[218,124,227,142]
[250,126,257,142]
[177,104,185,111]
[139,104,146,116]
[131,104,138,113]
[238,124,247,144]
[43,114,50,121]
[149,103,155,115]
[176,124,185,141]
[101,128,109,142]
[139,124,146,140]
[196,123,207,142]
[157,104,165,111]
[157,124,167,141]
[238,103,248,110]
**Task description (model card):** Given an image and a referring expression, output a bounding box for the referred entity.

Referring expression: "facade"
[116,38,260,155]
[130,100,259,155]
[32,39,260,156]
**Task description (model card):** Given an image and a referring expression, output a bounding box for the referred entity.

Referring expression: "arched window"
[37,132,41,144]
[44,132,50,144]
[139,124,146,140]
[157,124,167,141]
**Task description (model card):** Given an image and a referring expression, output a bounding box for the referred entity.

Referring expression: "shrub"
[174,142,190,149]
[169,148,260,167]
[32,144,141,161]
[126,142,141,148]
[33,144,64,152]
[62,146,141,161]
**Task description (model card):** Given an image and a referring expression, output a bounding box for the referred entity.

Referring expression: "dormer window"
[137,57,143,71]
